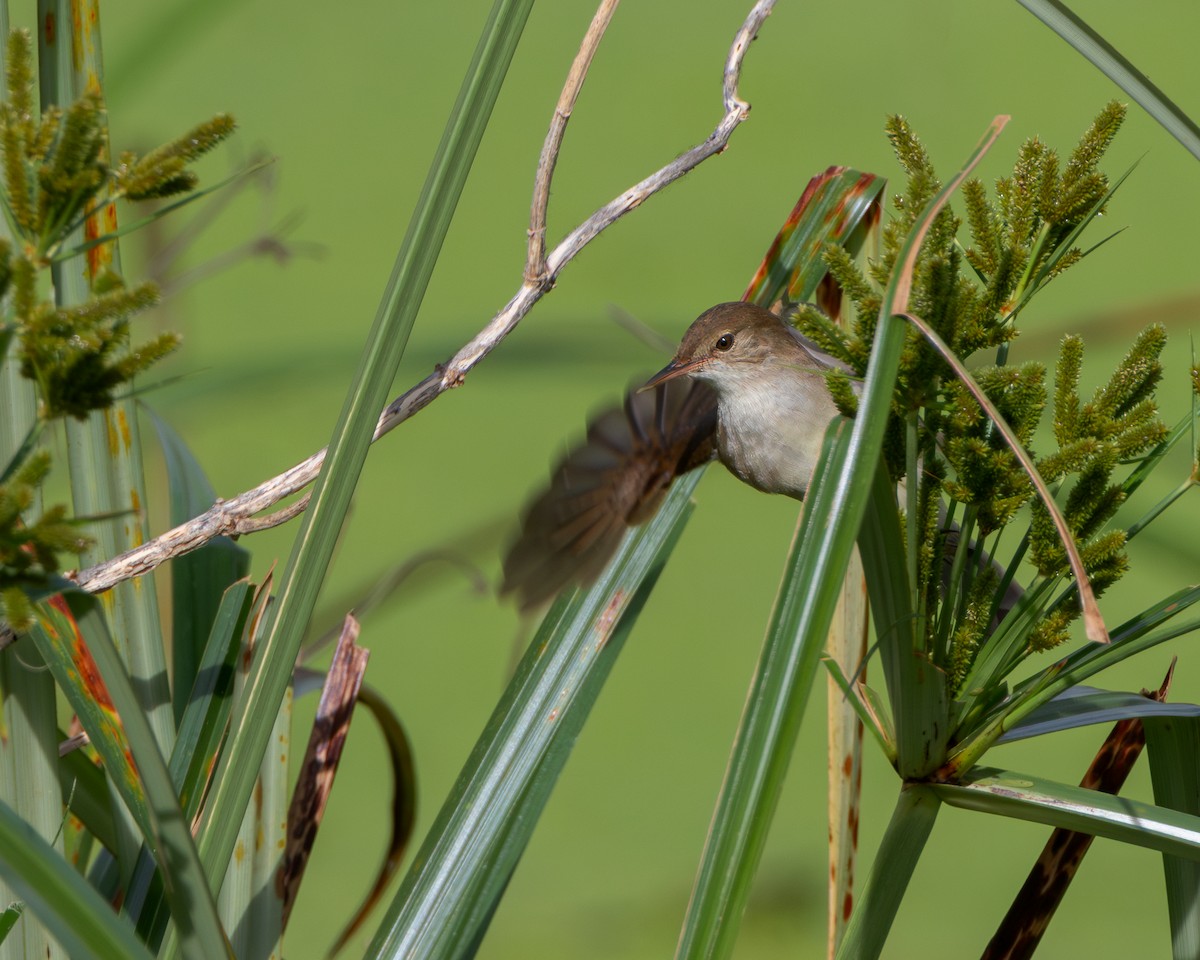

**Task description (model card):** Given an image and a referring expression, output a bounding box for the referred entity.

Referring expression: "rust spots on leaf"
[102,408,119,456]
[43,12,55,45]
[116,405,132,452]
[75,642,115,713]
[49,594,116,714]
[84,203,115,279]
[129,488,144,547]
[594,590,625,649]
[741,166,883,309]
[104,200,118,233]
[842,891,853,922]
[741,168,846,304]
[823,172,883,251]
[70,0,98,74]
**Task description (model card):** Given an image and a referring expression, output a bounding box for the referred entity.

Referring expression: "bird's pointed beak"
[640,356,705,392]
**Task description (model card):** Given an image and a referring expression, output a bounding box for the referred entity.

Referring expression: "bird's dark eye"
[714,333,734,352]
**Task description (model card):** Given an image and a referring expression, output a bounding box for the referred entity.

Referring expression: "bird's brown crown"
[671,301,793,369]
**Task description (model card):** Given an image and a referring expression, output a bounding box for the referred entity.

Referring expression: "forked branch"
[70,0,777,596]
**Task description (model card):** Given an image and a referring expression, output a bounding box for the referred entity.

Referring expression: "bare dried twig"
[71,0,776,597]
[526,0,621,282]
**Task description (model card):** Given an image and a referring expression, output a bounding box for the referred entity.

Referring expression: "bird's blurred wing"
[501,378,717,611]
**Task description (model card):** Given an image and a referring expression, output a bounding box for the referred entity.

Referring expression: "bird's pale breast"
[711,359,840,500]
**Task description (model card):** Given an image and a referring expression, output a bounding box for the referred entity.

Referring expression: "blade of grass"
[219,691,290,960]
[57,739,117,855]
[365,473,698,960]
[1017,0,1200,162]
[679,121,1004,959]
[821,656,896,761]
[146,407,250,723]
[188,0,535,933]
[833,785,941,960]
[49,158,275,263]
[127,580,254,947]
[1144,714,1200,960]
[39,0,175,764]
[0,421,42,485]
[175,582,255,820]
[677,419,857,960]
[26,595,148,865]
[0,644,62,960]
[744,169,886,960]
[998,685,1200,743]
[0,904,20,945]
[0,360,64,960]
[945,588,1200,773]
[254,692,291,958]
[826,550,868,960]
[0,27,67,942]
[856,457,933,778]
[840,116,1008,777]
[741,167,884,307]
[934,766,1200,861]
[27,591,228,959]
[0,800,154,960]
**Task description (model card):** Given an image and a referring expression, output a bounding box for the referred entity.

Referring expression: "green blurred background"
[61,0,1200,955]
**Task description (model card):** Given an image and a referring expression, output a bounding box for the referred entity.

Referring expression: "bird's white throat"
[700,359,840,500]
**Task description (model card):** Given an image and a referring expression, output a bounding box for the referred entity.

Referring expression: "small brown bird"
[641,301,844,499]
[502,301,845,610]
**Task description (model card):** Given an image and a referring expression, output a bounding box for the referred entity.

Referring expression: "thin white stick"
[70,0,776,597]
[526,0,621,283]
